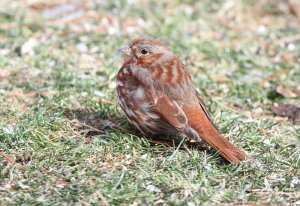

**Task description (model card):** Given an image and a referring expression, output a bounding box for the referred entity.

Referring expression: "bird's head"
[119,37,173,67]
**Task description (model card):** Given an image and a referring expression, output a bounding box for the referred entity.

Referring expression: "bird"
[116,36,247,164]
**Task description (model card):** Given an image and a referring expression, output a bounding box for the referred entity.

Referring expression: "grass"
[0,0,299,205]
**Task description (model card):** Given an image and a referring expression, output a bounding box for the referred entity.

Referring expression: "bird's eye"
[141,48,148,55]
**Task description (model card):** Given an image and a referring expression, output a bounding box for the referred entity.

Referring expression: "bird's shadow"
[63,108,214,154]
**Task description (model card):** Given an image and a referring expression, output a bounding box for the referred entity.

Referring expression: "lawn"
[0,0,299,205]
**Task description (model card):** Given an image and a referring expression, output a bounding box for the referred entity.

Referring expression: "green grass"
[0,0,299,205]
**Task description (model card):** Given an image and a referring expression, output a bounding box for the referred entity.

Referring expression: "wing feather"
[154,95,187,131]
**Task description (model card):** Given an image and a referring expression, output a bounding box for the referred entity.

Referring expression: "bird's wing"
[154,94,188,131]
[195,91,220,131]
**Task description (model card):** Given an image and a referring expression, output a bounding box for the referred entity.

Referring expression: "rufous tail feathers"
[184,106,247,164]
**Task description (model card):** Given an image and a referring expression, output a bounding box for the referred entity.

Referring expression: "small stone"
[257,25,268,36]
[146,184,161,193]
[21,38,40,55]
[76,42,88,53]
[290,177,300,188]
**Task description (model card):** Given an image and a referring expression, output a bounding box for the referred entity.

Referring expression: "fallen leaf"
[56,179,71,188]
[9,92,37,98]
[0,152,23,169]
[276,84,298,98]
[281,54,296,63]
[288,0,300,18]
[266,70,289,81]
[273,116,289,124]
[271,103,300,123]
[29,2,62,11]
[8,91,57,98]
[31,2,84,20]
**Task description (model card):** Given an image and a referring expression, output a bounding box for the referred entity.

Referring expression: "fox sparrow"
[116,37,247,164]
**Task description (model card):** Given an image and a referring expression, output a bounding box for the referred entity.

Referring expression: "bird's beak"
[118,45,131,56]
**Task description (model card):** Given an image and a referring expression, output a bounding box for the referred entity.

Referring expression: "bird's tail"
[200,132,247,164]
[184,106,247,164]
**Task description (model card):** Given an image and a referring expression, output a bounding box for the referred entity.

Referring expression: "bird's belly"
[116,77,176,136]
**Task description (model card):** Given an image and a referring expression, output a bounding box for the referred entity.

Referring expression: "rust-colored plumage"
[116,37,247,164]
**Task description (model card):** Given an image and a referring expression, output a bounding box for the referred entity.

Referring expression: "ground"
[0,0,299,205]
